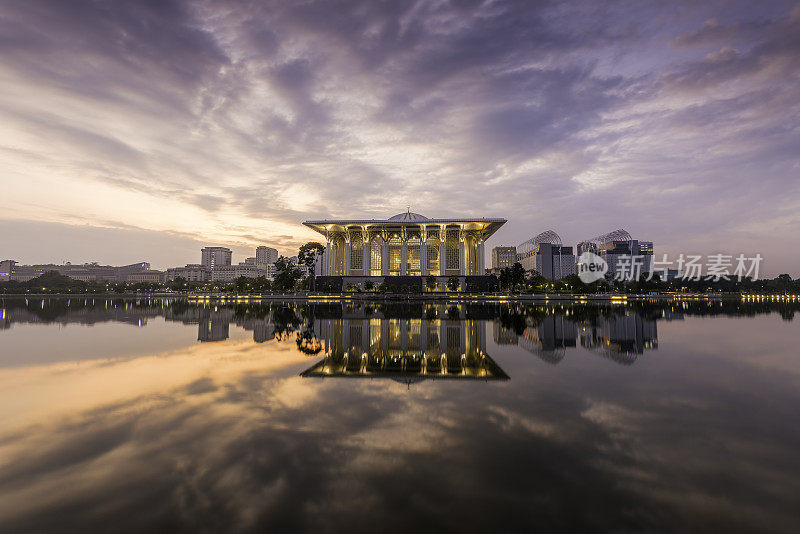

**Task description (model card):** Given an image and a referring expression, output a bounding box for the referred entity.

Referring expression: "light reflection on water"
[0,297,799,533]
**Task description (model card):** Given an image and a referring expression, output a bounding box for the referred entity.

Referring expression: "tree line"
[3,248,799,295]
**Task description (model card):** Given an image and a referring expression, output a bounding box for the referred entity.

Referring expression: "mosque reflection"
[302,316,508,381]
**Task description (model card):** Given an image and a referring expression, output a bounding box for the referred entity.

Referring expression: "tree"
[234,276,251,293]
[273,256,302,291]
[510,262,526,292]
[526,270,547,293]
[446,276,460,291]
[426,275,437,292]
[774,273,794,292]
[499,268,511,291]
[364,280,375,291]
[298,242,325,290]
[251,276,272,292]
[169,276,188,291]
[296,328,322,355]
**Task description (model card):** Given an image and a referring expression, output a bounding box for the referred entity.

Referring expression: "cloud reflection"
[0,300,799,531]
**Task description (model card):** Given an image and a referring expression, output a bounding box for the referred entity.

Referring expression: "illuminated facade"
[302,315,508,381]
[302,210,506,282]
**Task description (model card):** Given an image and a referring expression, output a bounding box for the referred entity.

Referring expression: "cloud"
[0,0,798,273]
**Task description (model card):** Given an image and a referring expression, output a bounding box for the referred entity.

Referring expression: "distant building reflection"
[519,316,577,364]
[579,313,658,364]
[0,298,283,343]
[493,311,658,365]
[302,317,509,383]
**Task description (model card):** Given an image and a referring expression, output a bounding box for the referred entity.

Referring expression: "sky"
[0,0,798,275]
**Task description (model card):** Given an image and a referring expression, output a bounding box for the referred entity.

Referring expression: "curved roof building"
[303,210,506,278]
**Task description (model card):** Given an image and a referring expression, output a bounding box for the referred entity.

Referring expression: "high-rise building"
[517,231,576,279]
[491,247,517,271]
[201,247,232,270]
[256,246,278,266]
[0,260,16,282]
[577,230,654,279]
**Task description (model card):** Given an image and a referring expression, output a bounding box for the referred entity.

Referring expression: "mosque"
[302,209,506,288]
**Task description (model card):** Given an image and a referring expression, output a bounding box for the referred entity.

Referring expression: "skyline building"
[517,231,576,279]
[577,229,654,278]
[256,246,278,266]
[0,260,15,282]
[491,246,517,271]
[201,247,232,270]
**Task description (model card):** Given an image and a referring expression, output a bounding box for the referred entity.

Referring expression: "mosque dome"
[388,211,429,222]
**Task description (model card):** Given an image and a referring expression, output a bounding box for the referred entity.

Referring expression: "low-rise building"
[3,261,152,283]
[125,271,166,284]
[166,264,211,283]
[210,264,267,282]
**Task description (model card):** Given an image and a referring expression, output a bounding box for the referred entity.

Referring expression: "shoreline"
[0,292,762,301]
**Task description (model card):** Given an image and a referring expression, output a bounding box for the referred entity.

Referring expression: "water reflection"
[1,297,800,532]
[496,312,661,365]
[303,315,508,382]
[0,296,796,354]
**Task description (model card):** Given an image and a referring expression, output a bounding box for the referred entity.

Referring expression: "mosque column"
[325,241,331,276]
[401,234,408,276]
[478,239,485,276]
[361,227,370,276]
[459,234,465,276]
[363,233,370,276]
[439,227,446,277]
[344,238,351,276]
[381,239,388,276]
[420,233,427,276]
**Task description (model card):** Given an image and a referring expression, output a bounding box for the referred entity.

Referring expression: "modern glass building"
[517,230,576,279]
[577,229,654,278]
[302,210,506,283]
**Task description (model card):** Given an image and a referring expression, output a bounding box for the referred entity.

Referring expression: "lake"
[0,297,798,533]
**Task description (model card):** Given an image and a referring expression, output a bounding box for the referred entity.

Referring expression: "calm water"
[0,297,798,533]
